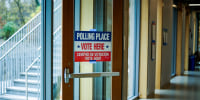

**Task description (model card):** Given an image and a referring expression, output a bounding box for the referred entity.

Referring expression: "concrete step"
[28,66,40,73]
[20,72,40,80]
[0,66,41,99]
[6,87,40,97]
[0,94,38,100]
[13,79,40,88]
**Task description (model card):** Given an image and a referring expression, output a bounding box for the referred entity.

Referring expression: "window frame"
[41,0,54,100]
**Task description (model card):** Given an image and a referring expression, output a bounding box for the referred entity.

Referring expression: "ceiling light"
[189,4,200,6]
[172,4,177,8]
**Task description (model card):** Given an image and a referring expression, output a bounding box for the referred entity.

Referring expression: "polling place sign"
[74,31,112,62]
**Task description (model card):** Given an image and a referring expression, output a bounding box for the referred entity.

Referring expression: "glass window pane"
[0,0,41,99]
[128,0,139,98]
[73,0,113,100]
[128,0,135,97]
[53,0,62,99]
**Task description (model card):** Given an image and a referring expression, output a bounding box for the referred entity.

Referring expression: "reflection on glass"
[128,0,134,96]
[128,0,138,98]
[53,0,62,99]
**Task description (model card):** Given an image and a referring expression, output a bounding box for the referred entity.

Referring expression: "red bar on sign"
[75,51,111,62]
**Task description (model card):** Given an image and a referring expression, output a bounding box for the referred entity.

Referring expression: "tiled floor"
[137,71,200,100]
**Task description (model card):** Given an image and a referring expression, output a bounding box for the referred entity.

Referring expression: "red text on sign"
[75,51,111,62]
[94,43,104,50]
[81,43,92,50]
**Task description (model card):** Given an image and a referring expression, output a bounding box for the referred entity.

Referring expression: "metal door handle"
[64,68,120,83]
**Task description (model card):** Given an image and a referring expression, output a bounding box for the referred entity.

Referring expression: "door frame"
[112,0,123,99]
[62,0,74,100]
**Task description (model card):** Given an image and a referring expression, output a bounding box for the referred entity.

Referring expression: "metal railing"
[0,13,41,58]
[0,21,41,95]
[0,0,62,99]
[25,56,40,100]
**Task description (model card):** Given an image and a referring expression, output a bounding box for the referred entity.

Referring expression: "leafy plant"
[0,29,3,39]
[30,6,41,19]
[2,22,18,39]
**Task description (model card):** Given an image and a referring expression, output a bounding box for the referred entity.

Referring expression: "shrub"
[0,29,3,39]
[2,22,18,39]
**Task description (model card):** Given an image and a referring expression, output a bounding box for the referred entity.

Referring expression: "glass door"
[60,0,123,100]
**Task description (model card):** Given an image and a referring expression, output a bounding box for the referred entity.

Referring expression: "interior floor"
[136,71,200,100]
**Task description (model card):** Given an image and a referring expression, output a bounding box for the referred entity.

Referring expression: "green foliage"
[0,29,3,39]
[0,0,7,28]
[30,6,41,18]
[35,0,40,6]
[0,0,40,27]
[2,22,18,39]
[0,0,41,40]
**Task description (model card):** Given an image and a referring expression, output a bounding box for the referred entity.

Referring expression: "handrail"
[25,56,40,100]
[0,22,58,61]
[0,23,41,61]
[0,13,41,48]
[54,3,62,12]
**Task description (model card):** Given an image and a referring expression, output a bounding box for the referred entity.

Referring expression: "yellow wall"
[176,4,183,75]
[155,0,163,89]
[160,0,173,87]
[139,0,149,98]
[140,0,158,98]
[184,10,190,71]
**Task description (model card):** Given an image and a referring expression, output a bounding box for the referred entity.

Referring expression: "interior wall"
[195,16,198,53]
[155,0,162,89]
[195,17,198,53]
[189,12,194,55]
[189,11,197,55]
[139,0,158,98]
[139,0,149,98]
[181,5,186,73]
[184,7,190,71]
[176,3,184,75]
[160,0,173,87]
[193,12,197,54]
[147,0,157,95]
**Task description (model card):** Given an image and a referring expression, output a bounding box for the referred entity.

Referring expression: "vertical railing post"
[0,61,2,95]
[26,71,28,100]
